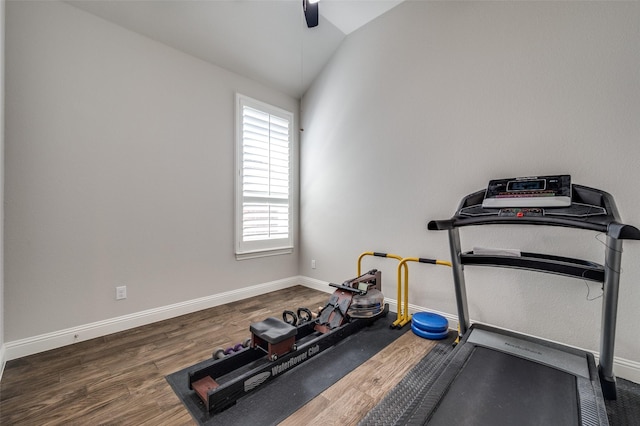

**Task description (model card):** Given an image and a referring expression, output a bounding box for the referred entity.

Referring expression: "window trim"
[235,93,295,260]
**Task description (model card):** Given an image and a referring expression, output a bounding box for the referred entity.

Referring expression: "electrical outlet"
[116,286,127,300]
[311,259,316,269]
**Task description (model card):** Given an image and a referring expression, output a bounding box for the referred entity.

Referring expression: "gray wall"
[300,1,640,366]
[4,1,299,341]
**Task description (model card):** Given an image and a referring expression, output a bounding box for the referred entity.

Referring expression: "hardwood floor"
[0,286,436,425]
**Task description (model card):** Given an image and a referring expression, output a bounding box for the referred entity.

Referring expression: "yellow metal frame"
[357,251,407,328]
[395,257,452,329]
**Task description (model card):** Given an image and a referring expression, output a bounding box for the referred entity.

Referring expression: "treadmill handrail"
[460,251,605,282]
[427,184,640,239]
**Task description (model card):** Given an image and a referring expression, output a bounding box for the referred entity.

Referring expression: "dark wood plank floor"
[0,285,435,425]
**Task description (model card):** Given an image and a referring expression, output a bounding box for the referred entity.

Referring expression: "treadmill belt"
[428,346,579,425]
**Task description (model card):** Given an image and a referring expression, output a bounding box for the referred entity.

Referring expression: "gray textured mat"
[360,334,640,426]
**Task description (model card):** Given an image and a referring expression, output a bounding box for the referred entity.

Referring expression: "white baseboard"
[297,276,335,294]
[610,356,640,385]
[299,277,640,384]
[0,344,6,382]
[3,276,301,363]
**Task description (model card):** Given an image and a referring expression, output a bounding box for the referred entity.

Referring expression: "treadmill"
[423,182,640,425]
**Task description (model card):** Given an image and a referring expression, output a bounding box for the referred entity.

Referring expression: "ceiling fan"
[303,0,320,28]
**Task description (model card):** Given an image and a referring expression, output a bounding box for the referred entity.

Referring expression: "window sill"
[235,246,293,260]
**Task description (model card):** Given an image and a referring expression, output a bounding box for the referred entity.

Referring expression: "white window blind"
[236,95,294,258]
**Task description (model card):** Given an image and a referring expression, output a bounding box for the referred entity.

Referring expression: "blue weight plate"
[411,311,448,333]
[411,323,450,340]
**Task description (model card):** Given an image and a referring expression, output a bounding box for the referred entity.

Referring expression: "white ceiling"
[66,0,404,98]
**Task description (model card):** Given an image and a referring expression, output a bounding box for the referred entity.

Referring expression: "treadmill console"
[482,175,572,208]
[498,208,543,217]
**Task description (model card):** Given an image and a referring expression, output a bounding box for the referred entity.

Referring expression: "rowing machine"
[187,270,388,413]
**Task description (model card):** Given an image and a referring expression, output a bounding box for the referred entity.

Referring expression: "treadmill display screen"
[507,179,545,191]
[482,174,571,208]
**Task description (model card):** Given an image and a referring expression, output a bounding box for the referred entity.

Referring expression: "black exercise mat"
[606,377,640,426]
[166,313,408,426]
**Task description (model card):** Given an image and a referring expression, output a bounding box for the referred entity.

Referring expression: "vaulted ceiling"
[66,0,404,98]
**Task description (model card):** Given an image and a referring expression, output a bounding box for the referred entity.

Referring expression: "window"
[235,94,294,259]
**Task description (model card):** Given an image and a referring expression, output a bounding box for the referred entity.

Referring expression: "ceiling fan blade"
[303,0,319,28]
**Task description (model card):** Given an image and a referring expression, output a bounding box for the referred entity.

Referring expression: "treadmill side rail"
[599,234,624,399]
